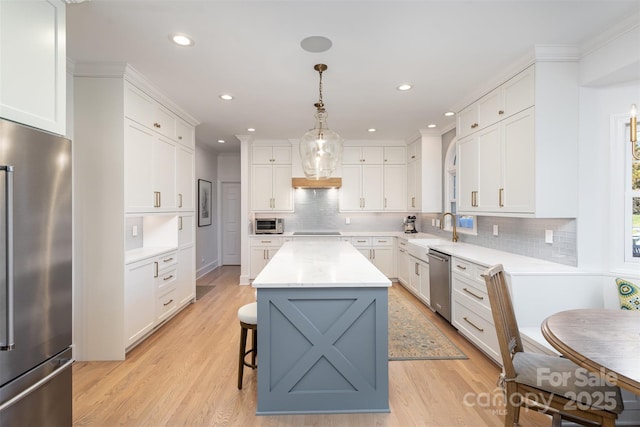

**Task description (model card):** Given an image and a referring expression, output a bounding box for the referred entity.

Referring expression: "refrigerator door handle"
[0,165,14,351]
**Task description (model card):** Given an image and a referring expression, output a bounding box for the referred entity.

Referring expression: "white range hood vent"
[292,177,342,189]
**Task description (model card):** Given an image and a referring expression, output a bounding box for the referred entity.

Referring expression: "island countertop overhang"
[252,241,392,288]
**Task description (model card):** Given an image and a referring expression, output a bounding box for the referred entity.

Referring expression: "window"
[444,138,476,235]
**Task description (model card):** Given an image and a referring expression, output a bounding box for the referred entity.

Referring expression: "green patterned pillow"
[616,278,640,310]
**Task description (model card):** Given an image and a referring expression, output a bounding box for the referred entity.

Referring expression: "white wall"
[218,152,240,182]
[195,144,219,277]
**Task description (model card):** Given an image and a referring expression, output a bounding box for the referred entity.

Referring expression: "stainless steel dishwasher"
[428,249,452,322]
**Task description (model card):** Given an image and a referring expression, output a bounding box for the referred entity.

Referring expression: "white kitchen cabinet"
[350,237,394,278]
[383,146,406,164]
[125,258,156,349]
[406,133,442,213]
[396,239,410,286]
[73,64,198,360]
[154,252,179,323]
[250,237,285,279]
[175,119,195,150]
[176,145,195,211]
[251,163,293,211]
[456,62,577,217]
[383,164,406,211]
[252,145,292,164]
[340,164,383,211]
[0,0,66,135]
[451,257,500,364]
[408,256,429,304]
[124,120,177,213]
[342,146,384,164]
[406,156,420,211]
[124,83,178,141]
[176,215,195,307]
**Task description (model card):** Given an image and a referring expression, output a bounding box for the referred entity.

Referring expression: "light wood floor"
[73,266,551,426]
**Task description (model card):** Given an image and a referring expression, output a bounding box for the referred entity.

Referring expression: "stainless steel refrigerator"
[0,118,72,426]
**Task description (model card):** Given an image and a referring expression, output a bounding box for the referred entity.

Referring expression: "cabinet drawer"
[372,237,392,247]
[157,287,177,322]
[351,237,372,247]
[251,237,282,247]
[453,299,500,363]
[156,252,178,271]
[397,238,408,248]
[452,258,487,283]
[453,275,491,313]
[156,267,177,291]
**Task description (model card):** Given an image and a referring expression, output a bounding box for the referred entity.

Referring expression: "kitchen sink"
[292,231,341,235]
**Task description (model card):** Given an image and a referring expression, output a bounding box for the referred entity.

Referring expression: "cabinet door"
[418,260,430,305]
[176,246,195,306]
[409,258,420,293]
[176,146,194,211]
[406,160,419,211]
[124,83,155,129]
[407,140,419,162]
[362,147,384,164]
[384,146,406,164]
[458,136,479,211]
[154,104,176,140]
[397,247,410,286]
[175,119,195,149]
[340,165,363,210]
[502,66,534,117]
[457,104,478,139]
[125,260,155,348]
[501,109,535,212]
[362,165,384,210]
[0,0,66,135]
[252,146,274,164]
[372,247,393,277]
[476,125,502,211]
[342,147,362,164]
[178,215,194,246]
[272,164,292,211]
[125,121,156,212]
[272,146,292,164]
[153,136,177,210]
[384,164,406,211]
[357,248,371,261]
[251,164,274,210]
[477,88,501,129]
[250,247,268,279]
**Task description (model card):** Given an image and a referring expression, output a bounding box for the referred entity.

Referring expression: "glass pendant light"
[300,64,343,179]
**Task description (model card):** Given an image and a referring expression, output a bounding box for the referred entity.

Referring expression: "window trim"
[443,137,477,236]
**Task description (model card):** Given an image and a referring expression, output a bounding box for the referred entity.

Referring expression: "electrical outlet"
[345,217,350,225]
[545,230,554,244]
[431,218,436,226]
[132,225,138,237]
[493,225,498,236]
[435,219,440,227]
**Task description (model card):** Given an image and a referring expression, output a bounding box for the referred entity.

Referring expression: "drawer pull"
[260,240,272,244]
[377,240,387,243]
[456,264,467,270]
[463,316,484,332]
[154,262,158,278]
[163,257,174,263]
[163,275,174,281]
[463,287,484,300]
[356,240,367,243]
[163,299,173,307]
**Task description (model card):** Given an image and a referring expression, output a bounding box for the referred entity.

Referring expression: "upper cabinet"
[0,0,66,135]
[406,133,442,213]
[251,144,293,212]
[342,146,384,164]
[252,145,292,164]
[456,62,578,218]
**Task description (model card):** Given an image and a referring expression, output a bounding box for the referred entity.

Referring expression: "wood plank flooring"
[73,266,551,426]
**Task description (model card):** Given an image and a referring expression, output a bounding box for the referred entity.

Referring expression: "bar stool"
[237,302,257,390]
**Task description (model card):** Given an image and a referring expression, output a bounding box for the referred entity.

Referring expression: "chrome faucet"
[440,212,458,242]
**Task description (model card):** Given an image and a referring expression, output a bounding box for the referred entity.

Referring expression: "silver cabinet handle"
[463,316,484,332]
[0,166,14,351]
[178,216,183,230]
[163,275,174,281]
[463,287,484,300]
[154,191,161,208]
[154,262,159,278]
[456,264,467,270]
[372,249,376,259]
[178,193,183,208]
[163,299,174,307]
[163,257,174,263]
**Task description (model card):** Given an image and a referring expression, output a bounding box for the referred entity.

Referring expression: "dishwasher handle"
[428,253,449,263]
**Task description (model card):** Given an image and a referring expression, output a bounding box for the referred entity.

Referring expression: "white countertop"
[125,246,177,264]
[252,241,392,288]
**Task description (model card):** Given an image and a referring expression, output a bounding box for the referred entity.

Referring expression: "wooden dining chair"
[482,264,624,427]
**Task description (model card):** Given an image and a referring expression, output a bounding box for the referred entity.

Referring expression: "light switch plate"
[132,225,138,237]
[545,229,553,244]
[345,217,350,224]
[493,225,499,236]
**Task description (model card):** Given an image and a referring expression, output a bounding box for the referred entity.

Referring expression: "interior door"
[222,182,241,265]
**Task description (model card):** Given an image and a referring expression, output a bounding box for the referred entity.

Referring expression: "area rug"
[195,285,215,300]
[388,286,467,360]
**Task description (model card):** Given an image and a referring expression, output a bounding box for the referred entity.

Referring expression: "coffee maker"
[403,215,418,233]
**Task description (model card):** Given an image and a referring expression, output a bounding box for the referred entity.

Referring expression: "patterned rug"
[388,286,467,361]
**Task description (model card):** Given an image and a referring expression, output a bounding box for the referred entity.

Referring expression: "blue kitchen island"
[252,241,391,415]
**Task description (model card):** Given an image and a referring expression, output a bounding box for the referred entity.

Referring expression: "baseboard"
[196,260,218,279]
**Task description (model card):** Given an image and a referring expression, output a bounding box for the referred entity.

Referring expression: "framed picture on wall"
[198,179,212,227]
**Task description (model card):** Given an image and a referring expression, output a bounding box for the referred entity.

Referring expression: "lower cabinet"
[408,255,430,306]
[451,257,500,364]
[250,237,284,279]
[125,250,179,350]
[396,238,410,286]
[349,237,394,278]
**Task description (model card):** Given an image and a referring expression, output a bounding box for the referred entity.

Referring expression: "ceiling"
[66,1,640,153]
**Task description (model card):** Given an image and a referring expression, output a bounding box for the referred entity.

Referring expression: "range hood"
[292,177,342,189]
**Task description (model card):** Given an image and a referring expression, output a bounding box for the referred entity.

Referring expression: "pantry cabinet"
[456,62,578,217]
[0,0,66,135]
[383,164,407,211]
[73,63,199,360]
[405,133,442,213]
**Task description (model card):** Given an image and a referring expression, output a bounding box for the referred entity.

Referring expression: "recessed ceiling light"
[218,139,225,144]
[444,111,455,117]
[169,33,194,47]
[219,94,233,101]
[397,84,412,91]
[247,128,256,132]
[300,36,333,53]
[427,124,437,128]
[368,128,376,133]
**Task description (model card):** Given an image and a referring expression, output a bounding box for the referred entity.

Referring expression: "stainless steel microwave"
[255,218,284,234]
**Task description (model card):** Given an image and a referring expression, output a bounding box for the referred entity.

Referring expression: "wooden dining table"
[541,308,640,395]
